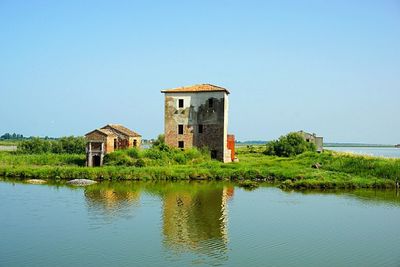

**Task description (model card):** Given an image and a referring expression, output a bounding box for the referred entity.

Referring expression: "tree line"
[17,136,86,154]
[1,133,25,140]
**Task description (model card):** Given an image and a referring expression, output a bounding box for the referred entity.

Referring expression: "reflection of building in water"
[162,186,233,260]
[84,187,141,218]
[82,181,234,264]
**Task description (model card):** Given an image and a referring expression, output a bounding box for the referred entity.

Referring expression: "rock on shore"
[67,179,97,186]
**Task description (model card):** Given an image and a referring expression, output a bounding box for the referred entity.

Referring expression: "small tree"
[152,134,170,151]
[152,134,165,147]
[18,138,51,154]
[58,136,86,154]
[264,132,316,157]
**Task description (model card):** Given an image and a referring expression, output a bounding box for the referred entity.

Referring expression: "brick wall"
[164,91,228,161]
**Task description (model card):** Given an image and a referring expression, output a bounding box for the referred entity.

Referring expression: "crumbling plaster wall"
[164,91,230,162]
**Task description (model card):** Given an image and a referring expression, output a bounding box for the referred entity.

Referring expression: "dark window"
[178,141,184,149]
[178,124,184,134]
[208,98,214,108]
[306,139,310,142]
[178,99,184,108]
[133,139,137,147]
[211,150,218,159]
[198,124,203,134]
[114,138,117,149]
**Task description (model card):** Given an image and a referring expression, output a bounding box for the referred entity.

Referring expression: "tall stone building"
[161,84,234,162]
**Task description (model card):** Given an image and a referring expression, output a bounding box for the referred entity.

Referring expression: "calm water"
[1,179,400,267]
[326,146,400,158]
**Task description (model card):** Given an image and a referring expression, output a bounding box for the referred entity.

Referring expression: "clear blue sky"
[0,0,399,143]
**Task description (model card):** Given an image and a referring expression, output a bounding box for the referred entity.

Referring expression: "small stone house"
[298,130,323,152]
[161,84,235,162]
[85,124,141,167]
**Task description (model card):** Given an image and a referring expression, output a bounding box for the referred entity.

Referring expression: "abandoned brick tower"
[161,84,234,163]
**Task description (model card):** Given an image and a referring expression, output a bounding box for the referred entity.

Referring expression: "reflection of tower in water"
[82,182,234,263]
[162,186,234,262]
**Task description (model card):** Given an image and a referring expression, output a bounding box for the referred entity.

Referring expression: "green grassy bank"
[0,147,399,189]
[0,140,18,146]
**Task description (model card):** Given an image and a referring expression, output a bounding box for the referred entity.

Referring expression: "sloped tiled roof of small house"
[161,84,230,94]
[102,124,142,137]
[85,128,117,137]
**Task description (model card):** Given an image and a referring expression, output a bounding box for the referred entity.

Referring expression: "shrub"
[246,145,256,153]
[58,136,86,154]
[127,148,140,158]
[18,136,85,154]
[172,153,187,164]
[152,134,165,147]
[184,148,203,160]
[143,148,164,160]
[264,132,316,157]
[135,158,146,167]
[18,138,52,154]
[103,150,134,166]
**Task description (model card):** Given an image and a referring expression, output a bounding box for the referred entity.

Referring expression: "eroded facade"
[162,84,233,162]
[298,130,324,152]
[85,124,141,167]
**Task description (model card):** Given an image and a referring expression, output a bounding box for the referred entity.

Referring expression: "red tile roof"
[161,84,230,94]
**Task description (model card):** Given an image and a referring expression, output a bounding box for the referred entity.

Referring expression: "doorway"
[211,150,218,159]
[92,155,101,167]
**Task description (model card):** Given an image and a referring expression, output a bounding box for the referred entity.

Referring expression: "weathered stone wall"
[164,91,229,161]
[101,126,141,150]
[315,137,324,152]
[298,131,324,152]
[129,137,142,148]
[105,136,115,153]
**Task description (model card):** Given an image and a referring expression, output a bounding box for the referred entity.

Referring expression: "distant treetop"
[0,133,24,140]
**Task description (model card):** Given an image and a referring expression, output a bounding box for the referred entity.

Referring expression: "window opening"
[178,141,184,149]
[178,125,184,134]
[178,99,184,108]
[208,98,214,108]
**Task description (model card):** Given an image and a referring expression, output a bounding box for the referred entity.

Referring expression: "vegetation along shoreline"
[0,134,399,190]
